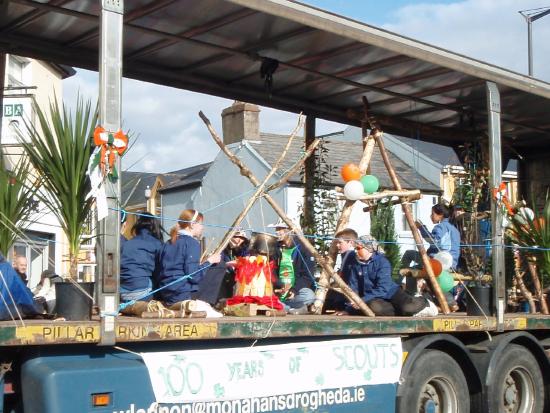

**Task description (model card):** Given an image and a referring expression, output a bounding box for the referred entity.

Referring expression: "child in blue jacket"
[120,213,163,305]
[157,209,221,309]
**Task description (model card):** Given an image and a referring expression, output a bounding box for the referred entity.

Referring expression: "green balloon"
[437,271,455,293]
[360,175,379,194]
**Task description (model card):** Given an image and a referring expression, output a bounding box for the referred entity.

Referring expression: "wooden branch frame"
[266,138,321,192]
[207,114,305,257]
[199,111,375,317]
[376,133,450,314]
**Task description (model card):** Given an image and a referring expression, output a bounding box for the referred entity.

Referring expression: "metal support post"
[97,0,124,346]
[486,81,505,331]
[527,19,533,76]
[303,115,316,232]
[0,53,6,141]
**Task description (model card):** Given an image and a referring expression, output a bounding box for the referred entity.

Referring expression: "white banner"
[141,337,402,404]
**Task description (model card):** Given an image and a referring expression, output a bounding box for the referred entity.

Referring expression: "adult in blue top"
[157,209,221,309]
[0,253,39,320]
[416,203,461,268]
[120,212,163,306]
[338,236,428,317]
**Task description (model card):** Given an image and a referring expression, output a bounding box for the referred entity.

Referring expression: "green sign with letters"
[3,104,23,117]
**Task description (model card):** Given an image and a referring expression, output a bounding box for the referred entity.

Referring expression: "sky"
[63,0,550,174]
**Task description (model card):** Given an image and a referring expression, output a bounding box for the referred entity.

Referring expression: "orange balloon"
[420,258,443,277]
[341,163,361,182]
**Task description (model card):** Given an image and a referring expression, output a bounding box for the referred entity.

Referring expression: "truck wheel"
[397,349,469,413]
[487,344,543,413]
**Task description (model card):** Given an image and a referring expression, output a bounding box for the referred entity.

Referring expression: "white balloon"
[433,251,453,270]
[343,180,364,200]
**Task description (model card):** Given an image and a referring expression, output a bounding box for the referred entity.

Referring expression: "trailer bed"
[0,314,548,346]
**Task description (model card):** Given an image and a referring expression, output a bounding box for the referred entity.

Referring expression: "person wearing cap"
[32,269,64,313]
[269,219,316,314]
[338,235,428,316]
[157,209,221,309]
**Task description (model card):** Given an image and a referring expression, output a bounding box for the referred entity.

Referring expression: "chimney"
[221,101,260,145]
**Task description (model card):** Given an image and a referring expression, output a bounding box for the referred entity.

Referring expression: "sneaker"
[287,305,309,315]
[413,300,438,317]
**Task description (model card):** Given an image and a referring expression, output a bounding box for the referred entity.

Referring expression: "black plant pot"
[466,284,493,316]
[54,282,94,321]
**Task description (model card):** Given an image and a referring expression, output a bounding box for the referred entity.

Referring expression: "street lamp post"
[519,6,550,76]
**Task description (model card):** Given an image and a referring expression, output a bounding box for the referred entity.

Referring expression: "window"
[7,56,26,86]
[401,203,417,232]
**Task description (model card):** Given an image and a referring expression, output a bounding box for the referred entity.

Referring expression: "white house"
[1,54,75,287]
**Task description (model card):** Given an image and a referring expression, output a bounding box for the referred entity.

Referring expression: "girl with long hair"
[157,209,221,309]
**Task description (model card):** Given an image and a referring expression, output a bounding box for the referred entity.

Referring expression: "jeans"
[283,288,316,311]
[120,279,152,302]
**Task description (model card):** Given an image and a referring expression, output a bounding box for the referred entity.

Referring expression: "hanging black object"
[260,57,279,98]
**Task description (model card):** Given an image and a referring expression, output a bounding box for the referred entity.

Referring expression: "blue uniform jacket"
[0,257,38,320]
[419,218,461,267]
[342,252,399,305]
[120,229,162,294]
[157,234,210,306]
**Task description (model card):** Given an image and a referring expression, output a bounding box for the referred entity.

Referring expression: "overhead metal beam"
[274,53,413,94]
[0,0,72,33]
[65,0,178,47]
[369,78,484,110]
[316,66,452,102]
[229,41,366,84]
[175,26,313,74]
[125,8,257,61]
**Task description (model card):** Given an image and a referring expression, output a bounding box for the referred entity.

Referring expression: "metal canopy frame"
[1,0,549,154]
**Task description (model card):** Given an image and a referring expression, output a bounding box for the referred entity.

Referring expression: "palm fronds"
[0,152,38,256]
[17,96,98,278]
[507,196,550,282]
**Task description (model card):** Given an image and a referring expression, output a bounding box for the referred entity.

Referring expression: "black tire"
[396,349,470,413]
[486,344,544,413]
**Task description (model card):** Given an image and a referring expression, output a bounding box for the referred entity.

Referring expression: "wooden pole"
[514,253,536,314]
[376,133,450,314]
[199,111,375,317]
[527,258,548,314]
[209,114,305,257]
[311,132,378,314]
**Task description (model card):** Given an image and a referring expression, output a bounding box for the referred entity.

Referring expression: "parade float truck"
[2,0,550,412]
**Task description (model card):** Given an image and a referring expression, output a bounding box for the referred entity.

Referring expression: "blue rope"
[117,263,212,312]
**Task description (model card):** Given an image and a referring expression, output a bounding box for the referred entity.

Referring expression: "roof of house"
[157,162,213,193]
[121,171,158,208]
[248,133,441,193]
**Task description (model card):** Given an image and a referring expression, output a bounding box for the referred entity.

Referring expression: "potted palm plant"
[18,96,98,320]
[507,197,550,312]
[0,153,38,257]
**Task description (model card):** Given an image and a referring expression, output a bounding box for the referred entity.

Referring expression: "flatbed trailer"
[2,314,550,412]
[2,0,550,412]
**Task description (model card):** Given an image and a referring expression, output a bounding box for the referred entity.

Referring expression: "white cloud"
[384,0,550,80]
[63,1,550,173]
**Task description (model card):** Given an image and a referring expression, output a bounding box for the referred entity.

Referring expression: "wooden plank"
[0,315,548,346]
